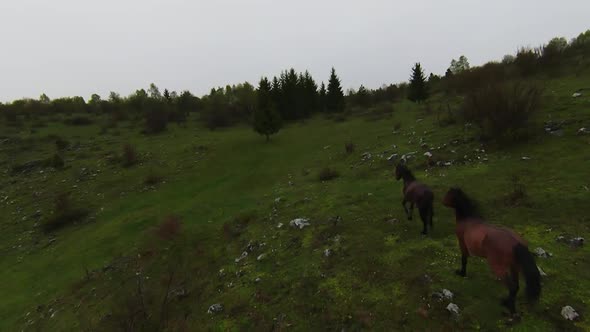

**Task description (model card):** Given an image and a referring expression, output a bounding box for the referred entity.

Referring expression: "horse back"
[483,225,527,277]
[404,181,433,203]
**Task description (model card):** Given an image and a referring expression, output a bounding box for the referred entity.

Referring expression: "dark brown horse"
[395,164,434,234]
[442,187,541,314]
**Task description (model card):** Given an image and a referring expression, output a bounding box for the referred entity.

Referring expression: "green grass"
[1,74,590,331]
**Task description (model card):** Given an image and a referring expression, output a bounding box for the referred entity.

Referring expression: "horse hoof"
[455,270,466,277]
[421,231,428,235]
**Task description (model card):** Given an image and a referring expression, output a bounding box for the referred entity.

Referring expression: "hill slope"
[1,74,590,331]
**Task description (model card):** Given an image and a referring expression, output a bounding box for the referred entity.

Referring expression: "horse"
[395,164,434,235]
[442,187,541,315]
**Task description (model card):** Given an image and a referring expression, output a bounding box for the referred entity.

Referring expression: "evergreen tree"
[408,63,428,102]
[163,89,171,102]
[318,82,327,112]
[445,68,453,78]
[299,71,318,117]
[253,77,282,141]
[355,85,370,107]
[326,67,344,113]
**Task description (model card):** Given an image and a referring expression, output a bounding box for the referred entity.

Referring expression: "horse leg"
[419,206,429,235]
[455,253,468,277]
[501,268,520,315]
[402,199,413,220]
[455,239,469,276]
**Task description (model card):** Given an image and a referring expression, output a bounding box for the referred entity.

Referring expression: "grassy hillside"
[1,73,590,331]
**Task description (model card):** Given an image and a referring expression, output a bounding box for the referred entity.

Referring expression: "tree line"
[2,30,589,139]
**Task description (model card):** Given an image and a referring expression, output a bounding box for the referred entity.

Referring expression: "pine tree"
[299,71,318,117]
[326,67,345,113]
[253,77,282,141]
[408,63,428,102]
[318,82,327,112]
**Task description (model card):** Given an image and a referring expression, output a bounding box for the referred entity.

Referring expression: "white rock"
[572,92,582,98]
[442,289,454,300]
[533,247,552,258]
[578,127,588,134]
[274,197,282,203]
[290,218,310,229]
[257,253,267,261]
[446,303,460,315]
[424,151,433,158]
[521,156,531,161]
[570,237,585,247]
[561,306,579,321]
[207,303,223,314]
[538,266,547,277]
[324,249,332,257]
[235,251,248,263]
[277,222,283,228]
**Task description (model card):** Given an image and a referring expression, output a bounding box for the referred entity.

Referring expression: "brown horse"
[395,164,434,234]
[442,187,541,314]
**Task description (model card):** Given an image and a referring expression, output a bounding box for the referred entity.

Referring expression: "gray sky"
[1,0,588,102]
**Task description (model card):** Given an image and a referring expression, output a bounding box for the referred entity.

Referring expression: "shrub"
[122,144,138,167]
[55,137,70,150]
[46,154,65,169]
[31,120,47,128]
[318,167,340,181]
[43,193,89,232]
[155,215,182,240]
[222,213,255,240]
[362,102,393,121]
[514,48,540,77]
[64,116,93,126]
[345,142,355,154]
[144,172,163,186]
[462,82,542,144]
[437,103,457,127]
[144,101,169,134]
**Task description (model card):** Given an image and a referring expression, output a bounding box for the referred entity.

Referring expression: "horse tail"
[419,191,434,228]
[514,243,541,302]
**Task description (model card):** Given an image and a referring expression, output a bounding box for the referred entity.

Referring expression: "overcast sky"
[0,0,588,102]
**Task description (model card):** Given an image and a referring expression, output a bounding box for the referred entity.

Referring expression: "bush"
[144,172,163,186]
[144,101,169,134]
[54,137,70,150]
[46,154,65,169]
[64,116,93,126]
[222,213,255,240]
[345,142,355,154]
[155,215,182,240]
[504,175,529,206]
[364,102,393,121]
[318,167,340,181]
[514,48,540,77]
[122,144,138,167]
[43,193,89,232]
[437,103,457,127]
[462,82,542,144]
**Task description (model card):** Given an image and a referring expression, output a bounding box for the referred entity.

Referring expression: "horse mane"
[397,164,416,181]
[451,188,481,219]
